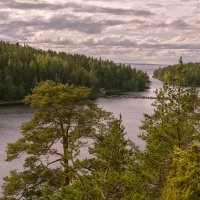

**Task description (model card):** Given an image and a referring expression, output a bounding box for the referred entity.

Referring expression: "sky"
[0,0,200,64]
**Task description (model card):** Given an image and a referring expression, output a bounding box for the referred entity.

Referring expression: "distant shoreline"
[124,63,167,66]
[0,88,151,106]
[0,100,24,106]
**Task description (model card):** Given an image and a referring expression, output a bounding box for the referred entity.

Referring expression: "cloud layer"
[0,0,199,64]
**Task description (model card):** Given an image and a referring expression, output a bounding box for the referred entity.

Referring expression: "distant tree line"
[0,41,149,100]
[154,59,200,86]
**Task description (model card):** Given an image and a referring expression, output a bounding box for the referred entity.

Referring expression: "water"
[0,106,33,192]
[95,64,163,147]
[0,64,163,193]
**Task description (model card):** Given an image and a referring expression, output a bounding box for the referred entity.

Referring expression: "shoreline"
[0,87,151,107]
[0,100,24,106]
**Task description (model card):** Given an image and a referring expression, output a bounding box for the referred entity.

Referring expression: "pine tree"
[139,58,200,198]
[1,80,111,199]
[162,143,200,200]
[52,118,147,200]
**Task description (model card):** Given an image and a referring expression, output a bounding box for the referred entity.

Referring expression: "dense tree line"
[1,59,200,199]
[153,58,200,86]
[0,41,149,101]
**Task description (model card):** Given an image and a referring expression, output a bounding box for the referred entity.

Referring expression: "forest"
[0,41,149,101]
[153,60,200,86]
[1,59,200,200]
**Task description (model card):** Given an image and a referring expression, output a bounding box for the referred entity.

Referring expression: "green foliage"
[139,58,200,198]
[0,41,149,100]
[162,143,200,200]
[154,57,200,86]
[2,58,200,200]
[1,81,112,199]
[52,118,148,200]
[1,81,148,199]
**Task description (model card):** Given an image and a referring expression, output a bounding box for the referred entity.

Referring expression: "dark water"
[0,64,163,192]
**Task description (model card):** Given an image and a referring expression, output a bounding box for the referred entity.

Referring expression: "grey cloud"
[47,15,104,34]
[0,15,36,41]
[81,37,200,50]
[139,19,192,30]
[0,0,199,64]
[0,0,64,10]
[53,38,75,46]
[0,0,153,17]
[182,0,200,1]
[82,37,138,47]
[0,11,10,20]
[34,38,75,46]
[141,43,200,50]
[146,3,164,8]
[170,20,191,29]
[0,14,124,35]
[97,38,137,46]
[48,15,124,34]
[69,4,153,16]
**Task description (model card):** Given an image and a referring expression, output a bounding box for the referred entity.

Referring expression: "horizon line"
[121,62,169,66]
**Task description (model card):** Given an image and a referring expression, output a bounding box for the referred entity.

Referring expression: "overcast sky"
[0,0,200,64]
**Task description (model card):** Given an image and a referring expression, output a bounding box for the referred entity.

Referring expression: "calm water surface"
[0,64,163,192]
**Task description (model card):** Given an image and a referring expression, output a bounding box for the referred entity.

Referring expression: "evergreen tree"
[0,41,150,101]
[154,58,200,87]
[52,118,147,200]
[1,81,111,199]
[139,58,200,198]
[162,143,200,200]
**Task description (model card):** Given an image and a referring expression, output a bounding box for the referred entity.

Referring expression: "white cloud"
[0,0,199,64]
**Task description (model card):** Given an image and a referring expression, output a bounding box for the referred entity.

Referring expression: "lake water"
[0,64,163,192]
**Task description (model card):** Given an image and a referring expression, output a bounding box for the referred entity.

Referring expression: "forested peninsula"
[153,60,200,86]
[0,41,149,101]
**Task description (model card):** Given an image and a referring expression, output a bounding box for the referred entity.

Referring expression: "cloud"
[80,36,200,50]
[68,3,153,16]
[82,37,137,47]
[0,0,64,10]
[34,37,75,46]
[0,11,10,20]
[170,20,191,29]
[30,35,200,51]
[0,14,125,35]
[0,0,199,64]
[137,19,193,32]
[146,3,163,8]
[0,0,153,18]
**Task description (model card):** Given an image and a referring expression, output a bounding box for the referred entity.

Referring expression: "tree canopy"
[0,41,150,101]
[0,81,148,200]
[1,81,112,199]
[139,58,200,198]
[162,143,200,200]
[153,58,200,86]
[52,118,146,200]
